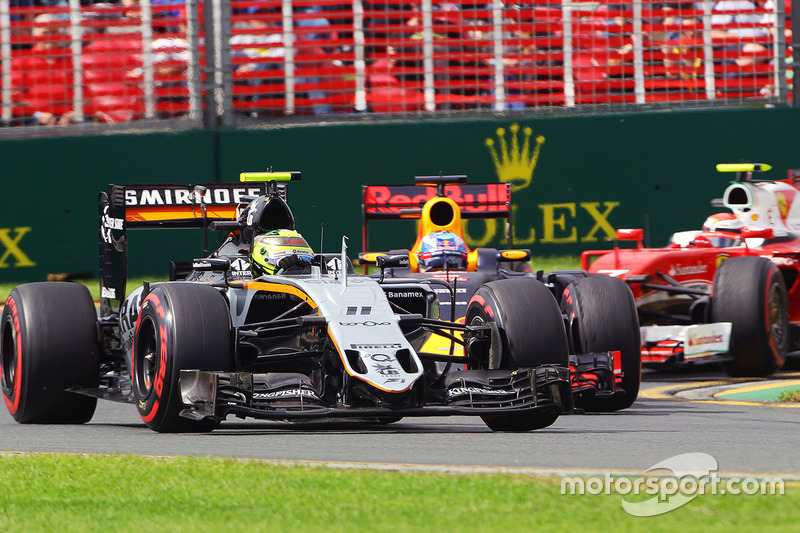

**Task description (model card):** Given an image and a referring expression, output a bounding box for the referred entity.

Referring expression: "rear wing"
[99,182,283,316]
[361,177,513,254]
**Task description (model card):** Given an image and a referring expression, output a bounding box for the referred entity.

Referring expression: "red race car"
[583,163,796,377]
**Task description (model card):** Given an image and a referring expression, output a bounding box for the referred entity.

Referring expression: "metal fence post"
[492,0,505,112]
[187,0,201,121]
[203,0,219,128]
[353,0,367,112]
[633,0,645,104]
[794,0,800,106]
[282,0,295,115]
[774,0,787,102]
[422,0,435,112]
[0,0,10,124]
[562,1,574,108]
[68,0,84,123]
[702,0,716,100]
[219,0,232,125]
[141,0,155,119]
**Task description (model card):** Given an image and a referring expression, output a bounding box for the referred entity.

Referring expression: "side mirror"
[358,252,387,264]
[496,249,531,263]
[192,258,231,272]
[616,228,644,241]
[616,228,644,250]
[376,254,410,270]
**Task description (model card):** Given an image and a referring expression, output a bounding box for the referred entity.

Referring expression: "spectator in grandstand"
[294,5,335,114]
[11,13,78,126]
[403,2,489,108]
[661,16,705,71]
[230,10,285,75]
[123,11,191,117]
[229,9,288,114]
[710,0,770,67]
[363,0,417,57]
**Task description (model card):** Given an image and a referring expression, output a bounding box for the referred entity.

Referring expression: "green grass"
[0,454,794,532]
[529,254,582,272]
[0,275,165,305]
[0,256,584,304]
[777,389,800,403]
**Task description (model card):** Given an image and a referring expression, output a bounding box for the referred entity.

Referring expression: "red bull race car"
[583,163,796,377]
[359,174,642,412]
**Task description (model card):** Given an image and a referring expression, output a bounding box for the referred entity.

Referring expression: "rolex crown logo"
[485,123,545,192]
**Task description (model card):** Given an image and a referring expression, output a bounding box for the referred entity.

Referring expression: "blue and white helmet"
[418,230,468,271]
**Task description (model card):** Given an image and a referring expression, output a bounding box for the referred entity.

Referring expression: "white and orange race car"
[2,172,579,433]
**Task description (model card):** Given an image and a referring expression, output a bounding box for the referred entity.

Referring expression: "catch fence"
[0,0,792,132]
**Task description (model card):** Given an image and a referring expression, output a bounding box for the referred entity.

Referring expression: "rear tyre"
[133,283,233,432]
[1,282,99,424]
[561,275,641,411]
[466,278,568,431]
[712,257,788,377]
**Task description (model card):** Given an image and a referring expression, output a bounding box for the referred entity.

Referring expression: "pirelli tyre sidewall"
[561,274,642,412]
[712,256,788,377]
[133,283,232,433]
[466,278,568,431]
[466,278,568,370]
[1,282,98,424]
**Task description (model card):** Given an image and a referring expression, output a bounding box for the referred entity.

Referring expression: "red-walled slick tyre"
[561,274,641,412]
[133,283,233,433]
[712,257,788,377]
[1,282,99,424]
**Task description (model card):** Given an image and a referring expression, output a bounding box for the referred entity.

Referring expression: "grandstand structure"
[0,0,793,131]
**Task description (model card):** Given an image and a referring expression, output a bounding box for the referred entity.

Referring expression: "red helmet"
[702,213,743,233]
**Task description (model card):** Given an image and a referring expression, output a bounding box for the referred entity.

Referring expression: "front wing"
[178,366,572,422]
[640,323,732,365]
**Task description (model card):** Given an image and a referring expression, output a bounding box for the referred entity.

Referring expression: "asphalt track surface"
[2,358,799,477]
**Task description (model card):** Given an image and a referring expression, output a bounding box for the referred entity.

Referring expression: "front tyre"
[712,257,788,377]
[133,283,233,432]
[561,275,641,411]
[1,282,99,424]
[466,278,568,431]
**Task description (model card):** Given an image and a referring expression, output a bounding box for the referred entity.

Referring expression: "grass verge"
[777,389,800,403]
[0,454,794,533]
[0,275,165,305]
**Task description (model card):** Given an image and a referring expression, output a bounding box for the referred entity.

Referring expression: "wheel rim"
[467,313,491,369]
[1,319,16,395]
[769,281,788,351]
[134,318,158,399]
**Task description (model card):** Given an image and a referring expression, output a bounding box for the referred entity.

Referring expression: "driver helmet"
[417,230,468,271]
[251,229,313,276]
[702,212,743,233]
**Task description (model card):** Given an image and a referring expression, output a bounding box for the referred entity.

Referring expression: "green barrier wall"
[2,107,799,283]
